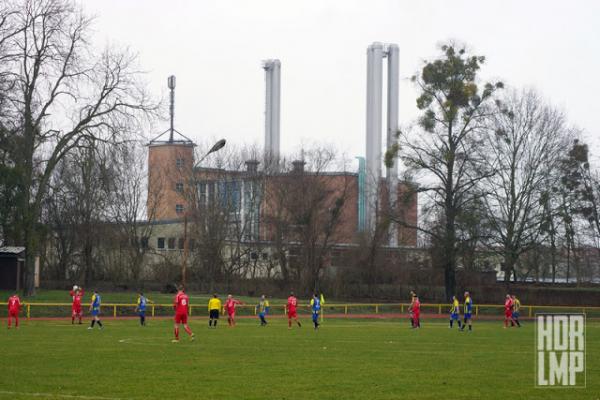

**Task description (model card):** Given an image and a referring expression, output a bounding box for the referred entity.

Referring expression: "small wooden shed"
[0,246,25,291]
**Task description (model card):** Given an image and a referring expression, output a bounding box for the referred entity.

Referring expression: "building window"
[208,182,215,202]
[178,238,185,250]
[189,238,195,251]
[176,158,185,168]
[175,182,184,193]
[157,237,165,249]
[198,182,207,205]
[175,204,184,214]
[167,238,176,250]
[218,180,241,212]
[140,237,149,249]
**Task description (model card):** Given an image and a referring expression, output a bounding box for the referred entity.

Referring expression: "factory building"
[146,43,417,260]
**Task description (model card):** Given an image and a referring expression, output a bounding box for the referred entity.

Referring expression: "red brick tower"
[147,75,196,221]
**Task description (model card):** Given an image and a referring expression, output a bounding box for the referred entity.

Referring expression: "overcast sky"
[82,0,600,164]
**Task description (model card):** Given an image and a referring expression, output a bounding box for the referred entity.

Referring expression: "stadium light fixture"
[194,139,226,168]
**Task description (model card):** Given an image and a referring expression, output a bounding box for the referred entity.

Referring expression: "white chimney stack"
[263,59,281,170]
[365,43,400,245]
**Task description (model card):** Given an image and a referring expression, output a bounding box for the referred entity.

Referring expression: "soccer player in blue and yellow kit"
[511,294,521,327]
[136,292,152,326]
[88,290,103,330]
[257,295,270,326]
[310,293,323,330]
[449,295,461,329]
[460,291,473,332]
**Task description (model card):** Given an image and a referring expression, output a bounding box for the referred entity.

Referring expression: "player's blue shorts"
[138,310,146,317]
[450,312,459,320]
[91,308,100,316]
[512,312,519,318]
[464,312,472,320]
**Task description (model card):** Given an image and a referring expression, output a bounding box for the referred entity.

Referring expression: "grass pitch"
[0,317,598,400]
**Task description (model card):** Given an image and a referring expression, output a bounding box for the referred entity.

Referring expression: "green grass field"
[0,317,597,400]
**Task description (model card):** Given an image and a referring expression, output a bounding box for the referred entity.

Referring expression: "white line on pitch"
[0,390,127,400]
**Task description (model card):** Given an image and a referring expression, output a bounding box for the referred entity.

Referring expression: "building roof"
[194,166,359,178]
[0,246,25,254]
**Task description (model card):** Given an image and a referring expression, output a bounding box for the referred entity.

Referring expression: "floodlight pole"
[181,139,227,288]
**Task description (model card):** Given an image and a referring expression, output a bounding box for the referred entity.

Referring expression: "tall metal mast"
[168,75,176,142]
[147,75,196,146]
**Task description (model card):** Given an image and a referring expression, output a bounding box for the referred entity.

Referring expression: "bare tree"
[479,89,570,283]
[0,0,158,294]
[390,43,502,300]
[263,146,352,292]
[105,142,161,282]
[553,139,600,283]
[354,200,391,296]
[180,144,264,289]
[560,140,600,242]
[43,142,112,284]
[43,179,77,280]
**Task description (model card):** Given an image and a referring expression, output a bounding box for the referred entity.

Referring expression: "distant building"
[147,141,418,248]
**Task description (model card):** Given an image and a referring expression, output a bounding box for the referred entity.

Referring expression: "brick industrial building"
[147,139,418,248]
[143,48,417,283]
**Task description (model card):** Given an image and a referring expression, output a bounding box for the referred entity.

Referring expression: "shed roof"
[0,246,25,255]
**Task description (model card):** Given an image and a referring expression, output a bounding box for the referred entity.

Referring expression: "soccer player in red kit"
[70,285,84,324]
[7,293,21,329]
[503,294,513,328]
[411,294,421,329]
[173,286,194,342]
[286,291,302,329]
[408,291,416,328]
[225,294,243,327]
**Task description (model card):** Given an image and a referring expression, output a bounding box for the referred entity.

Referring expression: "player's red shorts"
[288,310,297,319]
[72,307,82,316]
[227,310,235,318]
[8,310,18,317]
[175,313,188,324]
[413,312,420,319]
[505,310,512,318]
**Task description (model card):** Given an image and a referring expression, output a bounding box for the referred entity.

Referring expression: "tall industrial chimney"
[263,59,281,170]
[365,43,384,232]
[386,44,399,245]
[365,43,400,245]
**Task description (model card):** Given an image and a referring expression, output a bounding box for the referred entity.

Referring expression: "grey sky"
[83,0,600,163]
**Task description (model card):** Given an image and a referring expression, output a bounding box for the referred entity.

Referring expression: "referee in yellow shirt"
[208,294,222,328]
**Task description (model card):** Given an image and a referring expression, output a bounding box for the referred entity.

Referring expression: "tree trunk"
[444,215,457,301]
[503,249,518,289]
[566,245,571,284]
[444,207,457,300]
[23,220,38,296]
[444,258,456,302]
[550,239,557,284]
[83,239,93,286]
